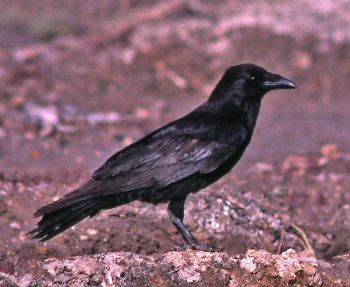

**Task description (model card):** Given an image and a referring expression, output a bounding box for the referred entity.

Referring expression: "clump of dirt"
[2,249,334,287]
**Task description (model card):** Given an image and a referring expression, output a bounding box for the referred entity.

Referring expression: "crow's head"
[209,63,296,107]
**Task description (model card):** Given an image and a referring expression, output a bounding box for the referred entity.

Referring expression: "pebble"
[87,112,120,125]
[12,45,45,62]
[31,150,41,158]
[24,102,59,126]
[24,102,60,136]
[321,144,338,159]
[282,156,309,172]
[120,48,136,65]
[37,246,49,255]
[90,274,102,284]
[10,222,21,230]
[122,136,133,146]
[19,274,33,286]
[86,228,98,236]
[292,50,312,69]
[254,162,274,173]
[134,108,150,120]
[79,235,88,241]
[271,186,289,198]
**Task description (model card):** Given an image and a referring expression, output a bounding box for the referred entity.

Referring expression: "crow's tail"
[28,181,128,241]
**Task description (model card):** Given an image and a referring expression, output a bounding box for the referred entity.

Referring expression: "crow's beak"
[261,74,296,91]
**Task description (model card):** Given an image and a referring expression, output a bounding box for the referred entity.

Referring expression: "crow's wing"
[92,120,247,191]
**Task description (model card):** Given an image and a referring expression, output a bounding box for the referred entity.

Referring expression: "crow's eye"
[247,75,261,85]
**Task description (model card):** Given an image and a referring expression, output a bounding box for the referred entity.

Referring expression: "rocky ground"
[0,1,350,286]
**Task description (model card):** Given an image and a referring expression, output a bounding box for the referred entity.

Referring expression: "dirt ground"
[0,1,350,286]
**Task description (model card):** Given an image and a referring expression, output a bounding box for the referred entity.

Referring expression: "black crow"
[29,64,296,250]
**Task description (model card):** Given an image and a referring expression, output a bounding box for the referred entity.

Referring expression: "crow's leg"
[168,197,220,252]
[168,197,198,246]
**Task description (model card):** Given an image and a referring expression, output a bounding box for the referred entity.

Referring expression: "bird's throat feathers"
[241,98,262,131]
[206,91,262,131]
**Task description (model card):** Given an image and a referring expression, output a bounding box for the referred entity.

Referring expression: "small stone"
[197,198,209,211]
[321,144,338,159]
[90,274,102,284]
[19,232,27,241]
[302,263,316,276]
[80,235,88,241]
[317,157,328,166]
[265,266,278,277]
[207,38,230,54]
[165,70,188,89]
[122,136,133,146]
[120,48,136,65]
[282,156,309,172]
[254,162,273,173]
[24,132,35,140]
[37,245,49,255]
[292,50,312,69]
[86,228,98,236]
[13,46,43,62]
[239,256,257,273]
[10,222,21,230]
[31,150,41,158]
[87,112,120,125]
[271,186,289,198]
[24,102,60,136]
[10,95,26,106]
[19,274,33,286]
[134,108,150,120]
